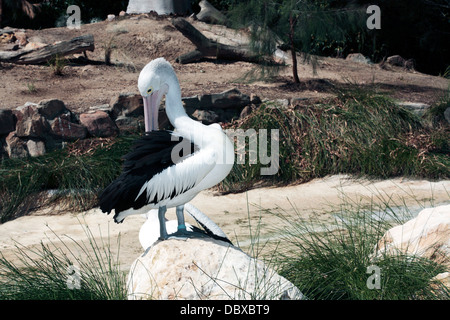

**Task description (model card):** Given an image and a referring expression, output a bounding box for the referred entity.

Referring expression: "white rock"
[376,204,450,267]
[127,238,304,300]
[444,107,450,125]
[26,139,46,157]
[397,101,430,117]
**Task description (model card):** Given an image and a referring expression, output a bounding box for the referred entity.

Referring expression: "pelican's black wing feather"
[98,131,196,217]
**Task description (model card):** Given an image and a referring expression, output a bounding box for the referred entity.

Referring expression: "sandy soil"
[1,175,448,270]
[1,16,449,114]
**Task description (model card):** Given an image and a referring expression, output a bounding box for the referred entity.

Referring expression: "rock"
[196,0,227,25]
[397,101,430,117]
[26,139,46,157]
[386,55,405,67]
[37,99,69,120]
[239,105,253,119]
[14,104,50,139]
[89,104,112,113]
[198,88,250,110]
[50,117,87,141]
[0,110,16,135]
[346,53,371,64]
[110,92,144,119]
[444,107,450,125]
[250,93,262,105]
[432,272,450,289]
[79,111,119,137]
[107,14,116,21]
[274,98,290,108]
[119,10,127,17]
[115,115,143,132]
[126,0,191,15]
[5,132,27,158]
[127,238,304,300]
[376,204,450,268]
[191,109,220,124]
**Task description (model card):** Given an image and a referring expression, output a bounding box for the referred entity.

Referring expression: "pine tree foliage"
[228,0,366,83]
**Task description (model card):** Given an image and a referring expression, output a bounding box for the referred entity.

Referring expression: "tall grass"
[221,88,449,192]
[0,221,127,300]
[0,135,137,223]
[275,200,449,300]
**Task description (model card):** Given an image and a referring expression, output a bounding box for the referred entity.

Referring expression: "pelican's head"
[138,58,173,132]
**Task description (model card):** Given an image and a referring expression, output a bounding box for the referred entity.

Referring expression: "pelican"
[99,57,234,240]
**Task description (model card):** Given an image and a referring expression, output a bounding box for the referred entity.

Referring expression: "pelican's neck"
[165,73,191,128]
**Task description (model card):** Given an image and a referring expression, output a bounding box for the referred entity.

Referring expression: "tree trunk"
[289,15,300,84]
[0,34,95,64]
[172,18,273,64]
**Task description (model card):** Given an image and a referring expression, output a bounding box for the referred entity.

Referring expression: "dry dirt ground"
[1,15,449,114]
[0,16,449,271]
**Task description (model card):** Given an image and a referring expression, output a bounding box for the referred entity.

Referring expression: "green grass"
[0,135,137,223]
[275,201,449,300]
[0,221,127,300]
[220,87,449,192]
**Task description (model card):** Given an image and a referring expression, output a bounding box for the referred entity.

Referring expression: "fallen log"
[171,18,272,65]
[0,34,95,64]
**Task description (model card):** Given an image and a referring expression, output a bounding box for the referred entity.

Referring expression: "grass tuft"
[0,135,137,223]
[0,221,127,300]
[275,200,449,300]
[220,87,449,193]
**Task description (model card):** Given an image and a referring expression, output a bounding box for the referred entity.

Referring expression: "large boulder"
[50,116,87,141]
[4,132,28,158]
[110,92,144,119]
[37,99,69,120]
[79,110,119,137]
[13,103,50,139]
[375,204,450,289]
[127,238,304,300]
[376,205,449,266]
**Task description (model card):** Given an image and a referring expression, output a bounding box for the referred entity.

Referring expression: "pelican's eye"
[147,87,153,94]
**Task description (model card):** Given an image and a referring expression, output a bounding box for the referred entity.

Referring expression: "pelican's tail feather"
[184,203,231,245]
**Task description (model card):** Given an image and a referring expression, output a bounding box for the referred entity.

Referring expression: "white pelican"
[99,57,234,241]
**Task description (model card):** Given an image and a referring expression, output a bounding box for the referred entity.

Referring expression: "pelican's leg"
[158,206,168,240]
[168,204,209,240]
[176,204,186,232]
[168,205,190,239]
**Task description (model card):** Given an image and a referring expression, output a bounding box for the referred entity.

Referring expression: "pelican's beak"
[142,84,168,132]
[143,93,160,132]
